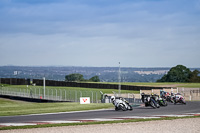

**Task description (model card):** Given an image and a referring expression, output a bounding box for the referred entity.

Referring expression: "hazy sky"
[0,0,200,67]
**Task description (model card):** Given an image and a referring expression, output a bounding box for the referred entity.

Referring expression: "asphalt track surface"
[1,101,200,123]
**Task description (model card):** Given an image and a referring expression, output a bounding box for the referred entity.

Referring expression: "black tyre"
[150,101,156,109]
[159,101,165,106]
[151,98,159,108]
[119,104,127,111]
[129,105,133,111]
[181,100,186,105]
[156,103,160,108]
[163,100,168,106]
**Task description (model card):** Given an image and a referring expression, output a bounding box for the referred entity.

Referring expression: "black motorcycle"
[160,91,174,103]
[151,94,167,107]
[141,93,159,109]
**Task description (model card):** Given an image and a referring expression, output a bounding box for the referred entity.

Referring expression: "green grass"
[1,84,139,94]
[0,98,113,116]
[0,115,200,130]
[99,82,200,88]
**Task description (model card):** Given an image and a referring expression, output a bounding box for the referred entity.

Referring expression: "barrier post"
[43,77,45,99]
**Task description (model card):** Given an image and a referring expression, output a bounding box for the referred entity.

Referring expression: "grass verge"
[0,115,200,130]
[98,82,200,88]
[0,98,113,116]
[1,84,140,94]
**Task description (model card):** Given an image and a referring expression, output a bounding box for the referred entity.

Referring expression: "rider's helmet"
[171,91,174,96]
[111,96,115,101]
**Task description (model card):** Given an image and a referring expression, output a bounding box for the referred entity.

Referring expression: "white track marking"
[36,121,81,123]
[184,113,200,115]
[79,118,124,121]
[153,114,193,117]
[0,123,37,126]
[119,116,161,119]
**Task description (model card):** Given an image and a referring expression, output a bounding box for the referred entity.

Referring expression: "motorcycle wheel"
[159,101,165,106]
[171,100,175,103]
[151,98,159,108]
[119,104,127,111]
[181,100,186,105]
[129,105,133,111]
[150,101,156,109]
[156,103,160,108]
[163,100,168,106]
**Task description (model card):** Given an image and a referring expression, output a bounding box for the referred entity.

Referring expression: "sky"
[0,0,200,68]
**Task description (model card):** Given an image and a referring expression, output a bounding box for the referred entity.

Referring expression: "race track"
[0,101,200,124]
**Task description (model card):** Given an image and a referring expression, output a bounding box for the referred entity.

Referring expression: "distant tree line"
[65,73,100,82]
[157,65,200,83]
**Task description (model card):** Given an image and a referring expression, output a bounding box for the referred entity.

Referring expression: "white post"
[43,77,45,99]
[118,62,121,97]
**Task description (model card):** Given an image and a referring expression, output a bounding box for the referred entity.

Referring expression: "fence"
[178,88,200,101]
[0,87,102,103]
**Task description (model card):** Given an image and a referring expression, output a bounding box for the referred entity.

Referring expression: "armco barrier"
[0,78,170,91]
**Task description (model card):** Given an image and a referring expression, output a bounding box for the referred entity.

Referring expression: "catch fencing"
[0,87,102,103]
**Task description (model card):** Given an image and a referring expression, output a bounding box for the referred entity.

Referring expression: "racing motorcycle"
[141,93,159,109]
[111,96,133,111]
[173,93,186,105]
[160,90,174,103]
[151,94,167,107]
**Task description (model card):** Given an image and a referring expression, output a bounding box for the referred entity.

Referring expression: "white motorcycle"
[111,96,133,111]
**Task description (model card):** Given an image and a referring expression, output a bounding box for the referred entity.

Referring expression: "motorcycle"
[151,94,167,107]
[173,93,186,104]
[111,96,133,111]
[160,90,174,103]
[141,93,159,109]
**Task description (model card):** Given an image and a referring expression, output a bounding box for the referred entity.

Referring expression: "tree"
[65,73,84,82]
[89,76,100,82]
[189,70,200,83]
[157,65,191,82]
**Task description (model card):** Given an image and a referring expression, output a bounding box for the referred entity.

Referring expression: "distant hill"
[0,66,199,82]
